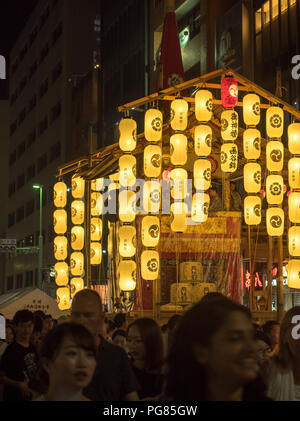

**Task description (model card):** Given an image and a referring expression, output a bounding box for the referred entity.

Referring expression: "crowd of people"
[0,289,300,401]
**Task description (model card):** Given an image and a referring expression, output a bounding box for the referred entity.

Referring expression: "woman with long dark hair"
[127,318,164,399]
[165,297,270,401]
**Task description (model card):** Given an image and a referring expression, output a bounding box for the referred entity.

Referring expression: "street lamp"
[33,184,43,290]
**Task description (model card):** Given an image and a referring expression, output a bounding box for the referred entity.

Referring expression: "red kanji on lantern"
[221,76,238,108]
[245,270,251,290]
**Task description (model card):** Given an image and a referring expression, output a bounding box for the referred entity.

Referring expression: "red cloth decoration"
[221,76,238,108]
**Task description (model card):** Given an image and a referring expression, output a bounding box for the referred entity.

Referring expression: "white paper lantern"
[54,182,67,208]
[71,226,84,251]
[91,242,102,265]
[71,200,84,225]
[243,93,260,126]
[170,98,188,131]
[195,90,213,122]
[141,216,160,247]
[119,190,136,222]
[288,123,300,155]
[119,118,137,152]
[141,250,160,280]
[170,168,188,200]
[54,236,68,261]
[221,110,238,141]
[221,143,238,173]
[91,178,104,192]
[170,202,187,233]
[244,196,261,225]
[53,209,67,234]
[119,260,136,291]
[266,175,283,205]
[194,159,211,191]
[194,125,212,157]
[144,145,162,178]
[170,133,187,165]
[287,259,300,288]
[266,106,284,138]
[289,157,300,189]
[289,192,300,223]
[91,192,102,216]
[72,176,85,199]
[119,154,136,187]
[56,287,71,310]
[266,207,284,236]
[143,180,161,213]
[266,141,284,172]
[70,252,84,276]
[243,128,261,160]
[119,225,136,258]
[70,278,84,298]
[54,262,69,286]
[91,217,102,241]
[191,192,210,223]
[244,163,261,194]
[289,226,300,256]
[144,108,162,142]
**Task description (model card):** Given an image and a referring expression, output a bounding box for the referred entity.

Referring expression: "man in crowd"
[71,289,139,401]
[262,320,280,356]
[208,187,222,215]
[230,182,242,211]
[40,314,54,340]
[0,310,38,400]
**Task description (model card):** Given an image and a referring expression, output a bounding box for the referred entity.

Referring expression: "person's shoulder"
[101,337,127,356]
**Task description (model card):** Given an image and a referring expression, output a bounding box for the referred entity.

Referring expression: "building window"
[39,42,49,64]
[50,101,61,123]
[37,153,47,173]
[16,273,23,289]
[8,212,15,228]
[18,108,26,126]
[8,181,16,197]
[7,276,14,290]
[50,141,61,162]
[29,61,37,79]
[25,271,34,287]
[16,206,25,223]
[27,129,37,148]
[9,151,16,166]
[10,120,17,136]
[17,141,26,158]
[26,199,35,217]
[38,116,48,136]
[29,26,38,46]
[17,173,25,189]
[27,164,36,181]
[52,22,63,46]
[52,61,62,84]
[28,95,37,112]
[39,78,49,99]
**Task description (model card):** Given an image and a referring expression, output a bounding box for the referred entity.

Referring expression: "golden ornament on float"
[119,118,137,152]
[144,108,162,142]
[54,182,67,208]
[195,89,213,122]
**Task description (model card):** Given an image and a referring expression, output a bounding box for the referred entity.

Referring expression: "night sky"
[0,0,38,99]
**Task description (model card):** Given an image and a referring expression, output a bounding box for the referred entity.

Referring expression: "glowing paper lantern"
[243,93,260,126]
[221,143,238,173]
[144,108,162,142]
[191,192,210,223]
[170,168,188,200]
[194,125,212,157]
[119,154,136,187]
[288,123,300,154]
[243,128,261,160]
[119,225,136,258]
[244,196,261,225]
[119,190,136,222]
[141,216,160,247]
[91,192,102,216]
[119,118,137,152]
[194,159,211,191]
[221,110,239,141]
[266,106,284,138]
[72,176,85,199]
[143,180,161,213]
[91,242,102,265]
[108,225,113,255]
[91,178,104,192]
[170,98,188,131]
[221,76,238,108]
[170,133,187,165]
[54,236,68,260]
[289,192,300,223]
[170,202,187,233]
[71,200,84,225]
[71,226,84,251]
[244,163,261,193]
[195,89,213,122]
[56,287,71,311]
[266,175,283,205]
[70,278,84,298]
[119,260,136,291]
[70,252,84,276]
[266,208,284,236]
[53,209,67,234]
[289,226,300,256]
[289,158,300,189]
[144,145,162,178]
[287,259,300,288]
[266,141,284,172]
[91,217,102,241]
[54,262,69,286]
[54,182,67,208]
[141,250,160,280]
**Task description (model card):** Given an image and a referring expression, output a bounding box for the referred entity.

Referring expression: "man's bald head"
[72,288,103,311]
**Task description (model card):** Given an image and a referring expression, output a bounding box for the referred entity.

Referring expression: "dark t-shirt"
[1,342,39,401]
[131,364,164,400]
[83,337,138,401]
